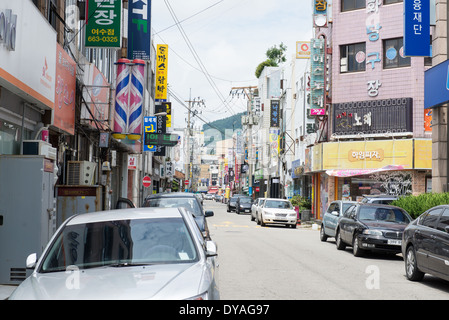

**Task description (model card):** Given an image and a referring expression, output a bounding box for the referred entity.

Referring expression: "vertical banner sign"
[128,59,145,140]
[85,0,122,48]
[313,0,327,27]
[113,59,131,139]
[163,102,172,128]
[270,100,280,127]
[155,44,168,101]
[128,0,152,60]
[155,104,167,156]
[310,38,325,115]
[404,0,430,56]
[143,116,157,152]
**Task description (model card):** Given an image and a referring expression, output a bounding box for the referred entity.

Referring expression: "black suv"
[143,192,214,239]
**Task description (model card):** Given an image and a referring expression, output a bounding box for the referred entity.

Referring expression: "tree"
[254,42,287,78]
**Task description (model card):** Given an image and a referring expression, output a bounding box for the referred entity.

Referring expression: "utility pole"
[185,94,206,192]
[231,86,258,198]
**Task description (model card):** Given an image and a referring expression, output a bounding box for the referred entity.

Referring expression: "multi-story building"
[306,0,432,218]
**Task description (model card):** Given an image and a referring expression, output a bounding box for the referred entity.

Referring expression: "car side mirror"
[26,253,37,269]
[445,226,449,233]
[331,211,339,216]
[205,240,218,257]
[205,210,214,217]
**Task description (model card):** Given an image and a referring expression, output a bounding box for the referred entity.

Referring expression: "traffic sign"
[142,176,152,188]
[185,180,189,185]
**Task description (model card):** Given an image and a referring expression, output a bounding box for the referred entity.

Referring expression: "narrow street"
[203,200,449,300]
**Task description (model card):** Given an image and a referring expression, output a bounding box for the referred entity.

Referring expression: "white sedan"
[257,198,297,228]
[9,207,219,300]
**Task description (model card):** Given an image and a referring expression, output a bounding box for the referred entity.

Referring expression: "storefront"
[309,139,432,219]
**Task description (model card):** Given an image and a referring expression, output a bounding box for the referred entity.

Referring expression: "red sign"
[185,180,189,185]
[142,176,152,187]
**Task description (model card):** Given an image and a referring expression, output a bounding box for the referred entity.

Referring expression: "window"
[341,0,365,11]
[420,208,443,228]
[383,38,411,69]
[384,0,403,4]
[436,208,449,232]
[340,42,366,73]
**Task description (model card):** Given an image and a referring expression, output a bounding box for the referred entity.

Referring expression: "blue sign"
[404,0,431,57]
[128,0,152,60]
[424,59,449,109]
[143,116,156,151]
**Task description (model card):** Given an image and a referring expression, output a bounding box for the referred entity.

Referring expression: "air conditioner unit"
[22,140,56,160]
[67,161,97,185]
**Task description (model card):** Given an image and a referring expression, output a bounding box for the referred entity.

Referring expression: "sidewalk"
[0,285,16,300]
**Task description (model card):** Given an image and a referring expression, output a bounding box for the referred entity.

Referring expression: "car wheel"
[352,235,364,257]
[405,245,425,281]
[320,224,328,242]
[290,223,297,229]
[251,214,255,221]
[336,229,346,250]
[227,207,230,212]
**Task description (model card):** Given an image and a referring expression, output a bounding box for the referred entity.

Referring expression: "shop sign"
[155,44,168,101]
[404,0,431,57]
[310,38,325,114]
[270,100,280,127]
[85,0,122,48]
[296,41,310,59]
[323,140,414,170]
[54,43,76,135]
[349,150,383,162]
[128,0,151,60]
[143,116,156,152]
[332,98,413,136]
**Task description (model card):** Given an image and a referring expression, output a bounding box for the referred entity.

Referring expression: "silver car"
[9,207,219,300]
[320,200,356,241]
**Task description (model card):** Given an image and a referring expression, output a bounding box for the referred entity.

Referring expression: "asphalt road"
[203,200,449,300]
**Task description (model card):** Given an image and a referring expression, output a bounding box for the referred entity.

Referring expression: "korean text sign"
[85,0,122,48]
[155,44,168,101]
[404,0,430,56]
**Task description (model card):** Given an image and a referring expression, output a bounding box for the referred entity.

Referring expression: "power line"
[163,0,237,116]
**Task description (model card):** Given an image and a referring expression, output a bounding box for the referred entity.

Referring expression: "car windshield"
[264,200,292,209]
[240,197,252,203]
[39,218,199,273]
[145,198,202,216]
[358,207,411,224]
[342,203,353,213]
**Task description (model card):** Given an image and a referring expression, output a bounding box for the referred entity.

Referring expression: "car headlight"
[363,229,383,236]
[289,213,296,217]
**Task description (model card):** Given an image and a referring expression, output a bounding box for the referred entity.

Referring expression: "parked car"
[227,195,245,212]
[9,207,220,300]
[143,192,213,239]
[251,198,265,222]
[360,195,398,204]
[336,203,412,257]
[402,205,449,282]
[320,200,356,242]
[236,196,252,214]
[257,198,297,228]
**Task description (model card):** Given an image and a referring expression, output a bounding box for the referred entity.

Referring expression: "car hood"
[362,221,408,231]
[9,263,207,300]
[263,208,296,214]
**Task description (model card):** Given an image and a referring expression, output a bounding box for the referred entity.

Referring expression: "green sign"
[85,0,122,48]
[144,133,179,147]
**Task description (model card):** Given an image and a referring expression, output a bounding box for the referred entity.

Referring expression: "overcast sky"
[151,0,313,129]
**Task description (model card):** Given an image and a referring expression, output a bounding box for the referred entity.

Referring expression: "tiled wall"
[331,1,430,138]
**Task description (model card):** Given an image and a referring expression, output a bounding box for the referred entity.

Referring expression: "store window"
[341,0,365,12]
[383,38,411,69]
[0,121,32,155]
[340,42,366,73]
